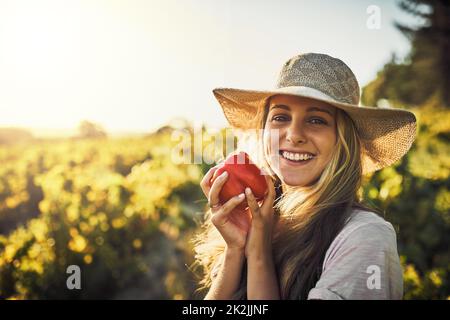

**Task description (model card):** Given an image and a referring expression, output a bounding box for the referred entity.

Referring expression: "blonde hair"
[191,96,382,299]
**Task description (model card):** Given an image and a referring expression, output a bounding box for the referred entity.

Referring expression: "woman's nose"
[286,123,306,144]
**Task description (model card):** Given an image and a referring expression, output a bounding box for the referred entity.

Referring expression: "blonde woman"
[193,53,417,300]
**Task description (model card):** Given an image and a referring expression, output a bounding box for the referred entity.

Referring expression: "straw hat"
[212,53,417,175]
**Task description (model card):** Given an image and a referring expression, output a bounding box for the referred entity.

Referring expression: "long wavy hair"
[191,96,382,299]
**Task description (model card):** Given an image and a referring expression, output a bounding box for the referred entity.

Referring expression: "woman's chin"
[279,176,309,187]
[277,169,320,186]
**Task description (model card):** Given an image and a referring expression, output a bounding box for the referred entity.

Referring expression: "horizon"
[0,115,215,139]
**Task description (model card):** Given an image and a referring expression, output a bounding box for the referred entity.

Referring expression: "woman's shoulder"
[344,208,395,233]
[314,208,403,300]
[333,208,398,251]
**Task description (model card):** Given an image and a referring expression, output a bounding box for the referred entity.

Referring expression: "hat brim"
[212,86,417,175]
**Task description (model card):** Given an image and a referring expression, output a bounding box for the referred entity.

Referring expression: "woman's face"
[264,94,337,187]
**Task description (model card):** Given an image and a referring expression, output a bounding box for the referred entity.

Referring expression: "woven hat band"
[271,86,340,103]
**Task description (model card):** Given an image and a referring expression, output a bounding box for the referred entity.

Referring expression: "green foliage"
[360,77,450,300]
[0,135,205,299]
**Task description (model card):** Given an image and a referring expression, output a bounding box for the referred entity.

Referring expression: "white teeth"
[281,151,314,162]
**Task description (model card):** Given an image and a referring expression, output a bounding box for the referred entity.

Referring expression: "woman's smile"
[278,150,316,167]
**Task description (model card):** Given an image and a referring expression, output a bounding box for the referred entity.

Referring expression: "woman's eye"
[309,118,327,125]
[271,115,288,122]
[270,115,327,125]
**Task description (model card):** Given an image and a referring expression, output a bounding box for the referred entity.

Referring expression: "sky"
[0,0,421,135]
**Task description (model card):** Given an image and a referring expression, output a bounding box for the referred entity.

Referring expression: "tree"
[77,121,107,139]
[362,0,450,107]
[0,128,33,145]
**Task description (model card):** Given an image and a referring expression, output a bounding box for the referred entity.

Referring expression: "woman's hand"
[244,174,280,300]
[200,165,252,251]
[244,174,277,259]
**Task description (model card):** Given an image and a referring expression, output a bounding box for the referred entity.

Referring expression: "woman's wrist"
[245,235,273,259]
[225,245,245,256]
[247,247,273,262]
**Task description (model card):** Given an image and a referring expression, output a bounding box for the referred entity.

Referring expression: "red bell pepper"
[209,152,268,210]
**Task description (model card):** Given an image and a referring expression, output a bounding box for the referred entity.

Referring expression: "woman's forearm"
[247,249,280,300]
[204,247,245,300]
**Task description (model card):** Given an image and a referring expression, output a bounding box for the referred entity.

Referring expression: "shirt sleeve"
[307,222,404,300]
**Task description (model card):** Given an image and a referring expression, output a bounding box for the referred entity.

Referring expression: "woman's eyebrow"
[306,106,334,117]
[270,104,334,116]
[270,104,290,111]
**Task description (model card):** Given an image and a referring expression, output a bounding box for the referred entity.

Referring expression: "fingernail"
[245,187,252,194]
[237,193,245,199]
[221,171,228,178]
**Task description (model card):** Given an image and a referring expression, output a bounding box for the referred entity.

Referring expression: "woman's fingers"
[208,171,228,210]
[211,193,246,226]
[200,166,218,197]
[245,176,276,222]
[261,175,276,214]
[200,160,225,197]
[245,187,262,221]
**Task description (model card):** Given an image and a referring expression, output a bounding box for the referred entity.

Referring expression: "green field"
[0,113,449,299]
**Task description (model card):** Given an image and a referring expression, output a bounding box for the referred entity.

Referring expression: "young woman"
[192,53,417,300]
